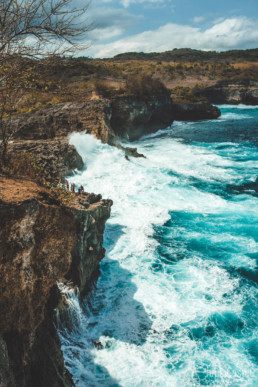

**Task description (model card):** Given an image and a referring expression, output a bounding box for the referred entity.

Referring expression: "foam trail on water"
[58,106,258,386]
[217,104,258,109]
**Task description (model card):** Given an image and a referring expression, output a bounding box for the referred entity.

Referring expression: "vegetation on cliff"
[1,49,256,120]
[0,175,112,386]
[0,0,91,169]
[111,48,258,63]
[0,5,257,384]
[0,48,256,123]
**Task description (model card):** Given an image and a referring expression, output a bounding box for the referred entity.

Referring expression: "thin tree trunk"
[2,139,7,166]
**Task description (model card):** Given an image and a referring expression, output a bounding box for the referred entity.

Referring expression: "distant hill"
[111,48,258,63]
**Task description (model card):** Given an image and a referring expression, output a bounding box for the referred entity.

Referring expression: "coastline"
[0,96,257,385]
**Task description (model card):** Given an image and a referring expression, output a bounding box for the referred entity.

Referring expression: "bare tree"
[0,0,91,168]
[0,60,21,165]
[0,0,91,57]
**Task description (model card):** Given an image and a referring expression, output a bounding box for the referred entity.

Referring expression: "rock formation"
[66,193,113,294]
[200,80,258,105]
[10,98,149,163]
[171,102,221,121]
[109,94,175,141]
[0,89,221,386]
[0,176,112,386]
[10,94,220,156]
[12,100,118,146]
[9,139,84,182]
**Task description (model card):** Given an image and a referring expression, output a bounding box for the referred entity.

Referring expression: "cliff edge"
[0,176,112,386]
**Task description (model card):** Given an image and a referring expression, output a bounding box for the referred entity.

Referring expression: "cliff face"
[9,95,174,162]
[11,96,174,145]
[110,94,175,141]
[9,139,84,182]
[171,102,221,121]
[67,194,112,293]
[200,80,258,105]
[12,100,118,146]
[9,100,121,174]
[0,84,224,386]
[0,176,112,386]
[10,94,221,157]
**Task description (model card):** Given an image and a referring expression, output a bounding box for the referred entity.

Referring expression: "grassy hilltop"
[3,48,258,114]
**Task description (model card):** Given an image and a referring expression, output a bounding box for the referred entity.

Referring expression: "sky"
[77,0,258,58]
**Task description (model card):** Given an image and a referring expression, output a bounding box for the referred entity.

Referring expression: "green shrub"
[93,80,116,98]
[170,85,203,102]
[8,151,45,183]
[125,74,169,100]
[46,181,73,206]
[7,152,73,206]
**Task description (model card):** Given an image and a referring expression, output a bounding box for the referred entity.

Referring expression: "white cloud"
[89,26,126,41]
[93,0,169,6]
[193,16,205,24]
[86,16,258,58]
[120,0,167,8]
[212,17,226,25]
[86,7,140,42]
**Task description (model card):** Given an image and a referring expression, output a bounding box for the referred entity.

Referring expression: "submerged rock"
[124,147,146,158]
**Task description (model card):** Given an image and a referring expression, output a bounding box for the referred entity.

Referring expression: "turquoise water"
[59,105,258,386]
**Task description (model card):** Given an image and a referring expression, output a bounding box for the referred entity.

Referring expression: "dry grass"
[1,58,257,113]
[232,62,258,69]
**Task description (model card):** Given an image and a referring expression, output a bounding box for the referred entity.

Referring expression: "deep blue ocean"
[58,105,258,386]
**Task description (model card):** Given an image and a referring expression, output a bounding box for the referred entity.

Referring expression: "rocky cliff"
[67,193,113,294]
[0,82,225,387]
[9,100,118,180]
[109,94,175,141]
[9,139,84,182]
[10,98,150,166]
[171,102,221,121]
[0,176,112,386]
[10,95,220,161]
[200,80,258,105]
[12,95,175,145]
[12,100,118,146]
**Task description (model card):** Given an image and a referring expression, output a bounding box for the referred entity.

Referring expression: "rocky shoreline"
[0,89,246,386]
[200,80,258,105]
[171,102,221,121]
[0,177,112,386]
[9,95,222,173]
[12,95,221,145]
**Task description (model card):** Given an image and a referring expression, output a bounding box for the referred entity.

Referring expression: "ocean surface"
[58,105,258,386]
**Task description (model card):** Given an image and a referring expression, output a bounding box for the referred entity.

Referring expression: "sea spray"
[55,282,84,334]
[58,105,258,386]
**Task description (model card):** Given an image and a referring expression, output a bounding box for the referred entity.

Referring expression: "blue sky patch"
[78,0,258,57]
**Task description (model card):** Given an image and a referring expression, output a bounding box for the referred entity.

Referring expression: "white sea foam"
[218,112,251,120]
[217,104,258,109]
[62,113,258,386]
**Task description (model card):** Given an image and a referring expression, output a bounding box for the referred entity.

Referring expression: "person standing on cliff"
[71,183,75,193]
[66,181,69,190]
